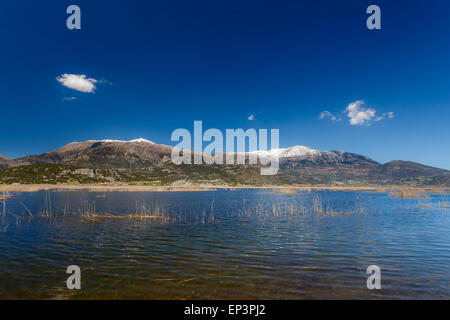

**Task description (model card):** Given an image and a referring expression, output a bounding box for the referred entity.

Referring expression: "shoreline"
[1,183,449,193]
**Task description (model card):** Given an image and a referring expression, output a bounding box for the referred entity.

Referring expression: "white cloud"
[98,78,112,85]
[375,111,395,122]
[321,101,394,126]
[319,110,341,122]
[344,100,377,126]
[62,96,76,101]
[248,114,255,120]
[57,74,98,93]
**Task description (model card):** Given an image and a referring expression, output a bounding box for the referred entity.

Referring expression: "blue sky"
[1,0,450,169]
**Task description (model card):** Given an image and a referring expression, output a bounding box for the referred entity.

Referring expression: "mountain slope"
[2,141,449,186]
[277,155,449,186]
[369,160,450,186]
[13,139,172,169]
[0,154,12,169]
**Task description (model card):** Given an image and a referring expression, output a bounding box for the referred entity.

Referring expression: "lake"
[0,189,449,299]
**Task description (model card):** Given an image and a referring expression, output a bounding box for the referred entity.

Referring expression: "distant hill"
[1,140,449,186]
[0,154,12,169]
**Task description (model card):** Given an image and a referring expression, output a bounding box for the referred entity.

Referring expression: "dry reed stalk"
[85,214,171,220]
[389,188,430,198]
[272,189,297,194]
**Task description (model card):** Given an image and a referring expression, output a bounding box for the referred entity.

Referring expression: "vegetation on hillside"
[0,162,448,186]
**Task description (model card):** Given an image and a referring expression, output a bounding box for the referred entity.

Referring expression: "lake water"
[0,189,449,299]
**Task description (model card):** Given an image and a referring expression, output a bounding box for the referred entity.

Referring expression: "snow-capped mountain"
[2,140,449,186]
[245,145,378,167]
[247,145,320,158]
[83,138,155,144]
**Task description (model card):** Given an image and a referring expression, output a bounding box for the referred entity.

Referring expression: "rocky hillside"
[12,139,172,169]
[1,140,449,186]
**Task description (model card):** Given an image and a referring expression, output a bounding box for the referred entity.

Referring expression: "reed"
[0,192,23,231]
[208,200,215,224]
[83,214,170,220]
[80,199,97,221]
[1,191,8,232]
[19,202,33,218]
[42,190,54,217]
[312,195,324,214]
[80,199,174,222]
[272,188,297,194]
[438,202,450,209]
[389,188,430,198]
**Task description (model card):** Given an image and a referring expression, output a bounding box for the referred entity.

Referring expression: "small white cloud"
[98,78,112,85]
[57,74,98,93]
[319,110,341,122]
[322,100,394,126]
[62,96,76,101]
[375,111,395,122]
[344,100,377,126]
[248,114,255,121]
[344,101,394,125]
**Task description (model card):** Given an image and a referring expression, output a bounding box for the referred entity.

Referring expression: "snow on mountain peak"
[84,138,156,144]
[129,138,155,144]
[248,145,320,158]
[97,139,124,143]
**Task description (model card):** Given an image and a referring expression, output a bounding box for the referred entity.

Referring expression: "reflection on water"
[0,189,449,299]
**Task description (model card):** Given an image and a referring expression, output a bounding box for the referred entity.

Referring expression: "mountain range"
[0,139,449,186]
